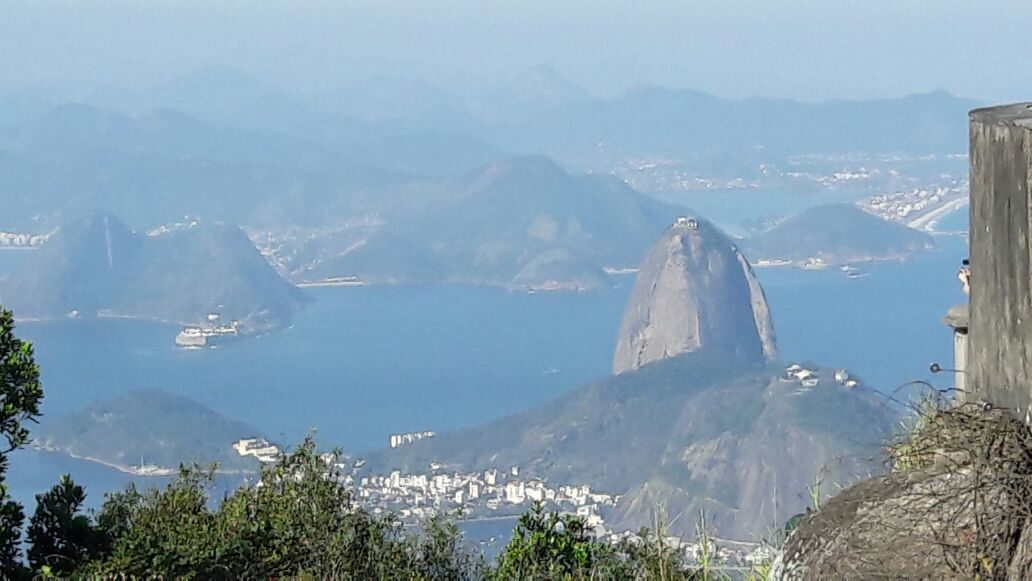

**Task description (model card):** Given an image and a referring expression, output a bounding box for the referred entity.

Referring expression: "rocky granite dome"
[612,217,776,375]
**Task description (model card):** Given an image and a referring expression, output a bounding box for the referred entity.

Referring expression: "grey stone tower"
[967,103,1032,419]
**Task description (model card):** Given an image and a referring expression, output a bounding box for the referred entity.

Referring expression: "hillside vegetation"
[371,351,895,540]
[0,213,307,332]
[276,156,679,290]
[744,203,934,265]
[34,390,265,472]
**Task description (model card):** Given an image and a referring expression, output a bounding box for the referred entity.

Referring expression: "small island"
[32,389,275,475]
[743,203,935,269]
[0,213,308,335]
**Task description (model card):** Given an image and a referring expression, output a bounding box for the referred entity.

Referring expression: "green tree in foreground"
[0,308,43,457]
[0,307,45,579]
[0,496,26,580]
[7,432,709,579]
[77,438,707,579]
[82,438,484,579]
[489,502,705,580]
[27,475,108,577]
[490,503,617,579]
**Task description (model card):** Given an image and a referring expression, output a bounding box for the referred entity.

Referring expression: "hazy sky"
[1,0,1030,103]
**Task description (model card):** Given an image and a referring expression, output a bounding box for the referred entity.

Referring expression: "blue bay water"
[934,205,970,233]
[758,235,968,393]
[5,235,968,512]
[0,249,29,278]
[14,284,634,452]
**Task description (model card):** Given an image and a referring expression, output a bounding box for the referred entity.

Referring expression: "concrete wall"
[968,103,1032,419]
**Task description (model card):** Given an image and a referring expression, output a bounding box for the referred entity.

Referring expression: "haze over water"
[7,233,966,455]
[0,1,1016,574]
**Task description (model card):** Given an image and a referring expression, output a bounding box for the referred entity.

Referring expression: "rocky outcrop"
[774,408,1032,579]
[613,217,776,374]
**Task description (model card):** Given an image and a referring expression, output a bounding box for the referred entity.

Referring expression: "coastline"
[29,445,257,477]
[297,279,365,288]
[602,267,639,276]
[15,312,186,328]
[907,197,969,233]
[292,276,611,294]
[750,254,915,271]
[14,311,280,337]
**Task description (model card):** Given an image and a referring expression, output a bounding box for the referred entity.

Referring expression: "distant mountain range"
[273,156,680,290]
[77,67,977,158]
[0,68,979,231]
[0,83,949,296]
[744,204,935,265]
[504,89,977,160]
[0,213,306,332]
[34,389,266,472]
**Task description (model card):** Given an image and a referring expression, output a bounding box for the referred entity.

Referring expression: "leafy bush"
[0,306,44,579]
[78,439,482,579]
[41,441,706,579]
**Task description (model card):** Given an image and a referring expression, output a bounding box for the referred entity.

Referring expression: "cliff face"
[613,218,776,374]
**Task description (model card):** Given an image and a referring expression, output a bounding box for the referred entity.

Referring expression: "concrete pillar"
[955,329,969,398]
[943,305,968,401]
[967,103,1032,419]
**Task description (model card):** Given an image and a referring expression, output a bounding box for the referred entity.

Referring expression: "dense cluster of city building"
[145,216,201,237]
[354,464,615,528]
[351,462,775,566]
[0,230,49,248]
[388,430,436,449]
[228,438,774,566]
[611,155,892,194]
[859,182,967,229]
[232,437,282,463]
[783,364,859,390]
[607,154,968,219]
[174,312,239,348]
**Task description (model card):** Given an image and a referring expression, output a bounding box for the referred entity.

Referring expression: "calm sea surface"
[759,235,967,393]
[4,232,968,514]
[12,284,633,451]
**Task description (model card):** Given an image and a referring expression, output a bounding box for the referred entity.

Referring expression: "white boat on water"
[840,265,864,279]
[175,327,207,348]
[175,316,240,348]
